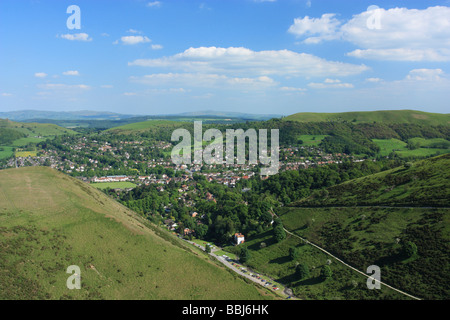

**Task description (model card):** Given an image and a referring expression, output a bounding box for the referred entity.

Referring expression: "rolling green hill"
[277,155,450,299]
[293,154,450,207]
[0,119,77,149]
[0,167,273,300]
[284,110,450,126]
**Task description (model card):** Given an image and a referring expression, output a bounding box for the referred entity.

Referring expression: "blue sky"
[0,0,449,116]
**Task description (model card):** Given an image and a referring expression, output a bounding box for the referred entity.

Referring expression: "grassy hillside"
[278,155,450,299]
[284,110,450,126]
[294,154,450,207]
[0,167,273,300]
[0,119,77,149]
[224,226,407,300]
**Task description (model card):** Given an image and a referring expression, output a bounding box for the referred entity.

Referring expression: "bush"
[320,265,333,281]
[296,263,310,280]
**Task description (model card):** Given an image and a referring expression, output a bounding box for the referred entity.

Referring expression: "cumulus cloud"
[59,33,92,41]
[128,46,368,77]
[288,13,341,44]
[289,6,450,61]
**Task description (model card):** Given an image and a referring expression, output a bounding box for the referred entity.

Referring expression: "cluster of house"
[93,175,129,183]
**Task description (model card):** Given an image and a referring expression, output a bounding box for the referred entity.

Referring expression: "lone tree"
[296,263,310,280]
[205,244,211,254]
[273,224,286,243]
[239,247,250,264]
[289,247,299,261]
[320,265,333,281]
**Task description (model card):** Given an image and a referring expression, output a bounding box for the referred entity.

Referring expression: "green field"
[91,182,137,190]
[298,135,329,146]
[373,139,408,156]
[12,137,46,147]
[373,138,450,158]
[0,167,274,300]
[0,146,14,159]
[285,110,450,126]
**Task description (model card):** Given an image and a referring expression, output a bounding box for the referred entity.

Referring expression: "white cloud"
[289,6,450,61]
[118,35,151,45]
[59,33,92,42]
[101,85,114,88]
[123,92,137,96]
[127,29,142,34]
[1,93,13,97]
[62,70,80,76]
[365,77,383,83]
[129,46,368,78]
[39,83,91,90]
[280,87,307,94]
[147,1,161,7]
[130,73,277,89]
[405,69,445,81]
[34,72,48,78]
[288,14,341,44]
[151,44,163,50]
[308,79,354,89]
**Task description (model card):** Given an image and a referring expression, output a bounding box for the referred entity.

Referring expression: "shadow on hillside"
[269,255,291,265]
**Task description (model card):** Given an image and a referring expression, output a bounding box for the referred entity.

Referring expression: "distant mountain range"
[0,110,138,121]
[0,110,282,122]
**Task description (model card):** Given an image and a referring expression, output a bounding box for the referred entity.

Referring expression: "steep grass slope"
[0,167,272,300]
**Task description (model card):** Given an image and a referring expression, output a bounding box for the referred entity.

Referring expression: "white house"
[234,233,245,245]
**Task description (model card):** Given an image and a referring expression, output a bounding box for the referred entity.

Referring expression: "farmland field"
[0,146,14,159]
[91,182,137,190]
[298,135,329,146]
[373,138,450,158]
[15,150,38,157]
[373,139,407,156]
